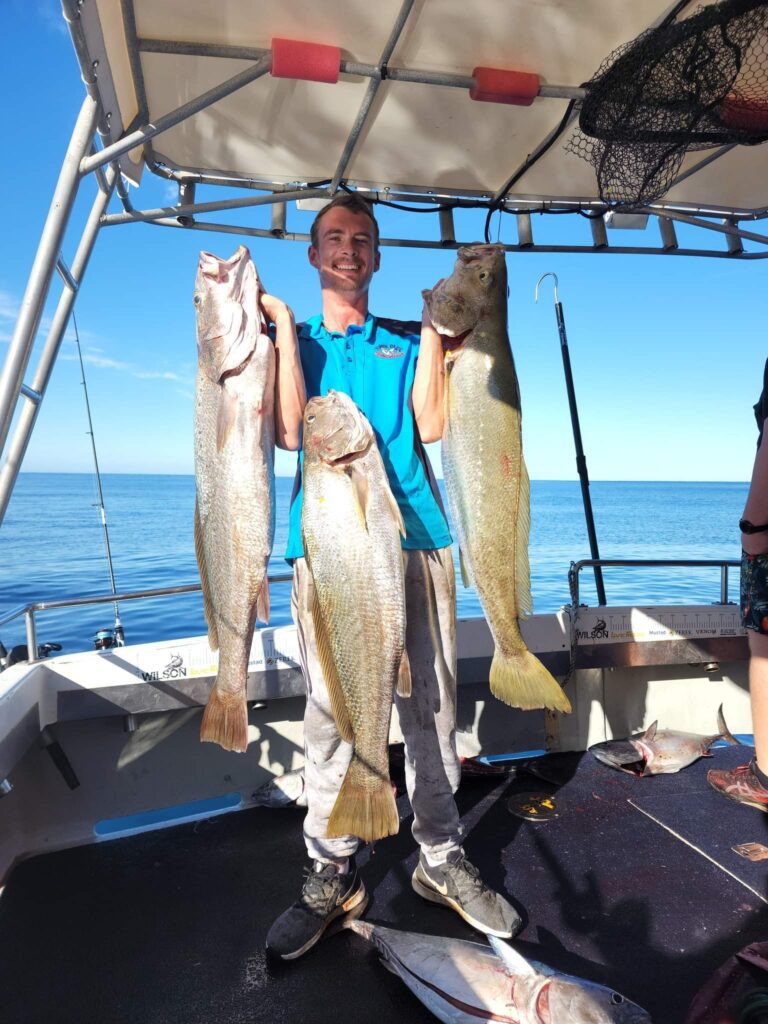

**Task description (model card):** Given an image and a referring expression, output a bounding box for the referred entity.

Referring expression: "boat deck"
[3,743,767,1024]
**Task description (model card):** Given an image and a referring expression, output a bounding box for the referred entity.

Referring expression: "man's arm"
[412,302,446,444]
[262,295,306,451]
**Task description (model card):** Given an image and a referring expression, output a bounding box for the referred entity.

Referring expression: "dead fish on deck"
[302,390,410,842]
[252,769,307,808]
[345,921,651,1023]
[589,704,740,776]
[194,246,275,753]
[423,245,570,714]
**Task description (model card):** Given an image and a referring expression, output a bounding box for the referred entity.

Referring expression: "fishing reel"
[0,639,63,671]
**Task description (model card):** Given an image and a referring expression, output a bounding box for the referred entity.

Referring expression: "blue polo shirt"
[285,313,452,560]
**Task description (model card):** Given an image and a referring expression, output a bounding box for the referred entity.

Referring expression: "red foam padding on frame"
[470,67,540,106]
[271,38,341,84]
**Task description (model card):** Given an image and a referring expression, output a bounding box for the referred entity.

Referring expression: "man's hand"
[261,293,294,331]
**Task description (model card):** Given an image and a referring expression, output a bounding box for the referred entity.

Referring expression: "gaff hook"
[534,271,559,305]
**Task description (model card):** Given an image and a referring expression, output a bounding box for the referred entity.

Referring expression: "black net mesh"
[566,0,768,206]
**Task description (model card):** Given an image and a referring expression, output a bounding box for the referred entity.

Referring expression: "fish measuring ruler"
[571,605,745,645]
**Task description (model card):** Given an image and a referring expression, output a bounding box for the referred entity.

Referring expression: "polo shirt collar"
[305,313,376,344]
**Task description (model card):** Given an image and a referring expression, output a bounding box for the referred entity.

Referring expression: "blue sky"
[2,2,767,481]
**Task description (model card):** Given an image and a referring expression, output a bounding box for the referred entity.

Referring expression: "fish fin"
[514,457,533,618]
[459,547,473,589]
[347,463,370,531]
[378,957,399,976]
[490,647,572,713]
[200,688,248,753]
[256,576,270,625]
[216,386,239,451]
[643,721,658,742]
[311,590,354,743]
[194,499,219,651]
[383,476,406,538]
[396,650,412,698]
[488,935,537,978]
[717,703,742,746]
[326,754,399,842]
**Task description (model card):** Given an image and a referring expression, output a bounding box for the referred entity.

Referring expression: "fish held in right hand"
[193,246,276,753]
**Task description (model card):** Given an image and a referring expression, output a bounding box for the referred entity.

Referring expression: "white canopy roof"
[74,0,768,216]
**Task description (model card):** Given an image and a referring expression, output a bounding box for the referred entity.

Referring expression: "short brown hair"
[310,193,380,250]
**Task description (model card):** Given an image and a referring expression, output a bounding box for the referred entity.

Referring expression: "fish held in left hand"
[589,703,740,776]
[194,246,276,753]
[423,245,570,714]
[345,920,652,1024]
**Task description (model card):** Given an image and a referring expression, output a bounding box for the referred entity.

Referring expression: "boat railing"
[569,558,740,608]
[0,573,294,665]
[1,559,742,667]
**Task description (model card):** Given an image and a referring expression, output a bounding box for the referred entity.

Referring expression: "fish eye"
[611,993,624,1005]
[193,294,201,304]
[478,270,490,282]
[306,413,316,423]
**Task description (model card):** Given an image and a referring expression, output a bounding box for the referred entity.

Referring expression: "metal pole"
[0,167,116,526]
[535,273,607,605]
[0,94,99,458]
[79,54,272,176]
[25,609,38,665]
[330,0,415,192]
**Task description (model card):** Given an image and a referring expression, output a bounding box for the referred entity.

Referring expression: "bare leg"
[749,631,768,774]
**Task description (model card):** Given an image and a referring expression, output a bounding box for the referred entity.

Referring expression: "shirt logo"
[374,343,405,359]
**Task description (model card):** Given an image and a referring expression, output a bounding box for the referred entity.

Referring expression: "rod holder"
[439,208,455,245]
[516,212,533,248]
[271,203,286,236]
[176,182,196,226]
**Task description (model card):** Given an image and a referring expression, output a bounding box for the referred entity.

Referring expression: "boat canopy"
[71,0,768,220]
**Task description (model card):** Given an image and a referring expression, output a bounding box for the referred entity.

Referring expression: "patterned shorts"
[741,551,768,634]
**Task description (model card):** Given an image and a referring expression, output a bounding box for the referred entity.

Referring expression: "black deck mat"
[3,748,768,1024]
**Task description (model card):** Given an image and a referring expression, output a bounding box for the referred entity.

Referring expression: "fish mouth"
[590,741,648,776]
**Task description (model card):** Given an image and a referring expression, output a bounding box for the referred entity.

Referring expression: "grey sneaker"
[412,850,521,939]
[266,859,368,960]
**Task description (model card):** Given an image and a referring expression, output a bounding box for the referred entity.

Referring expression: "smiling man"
[264,193,521,961]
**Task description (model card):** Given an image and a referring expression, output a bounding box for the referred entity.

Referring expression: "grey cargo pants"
[292,546,463,863]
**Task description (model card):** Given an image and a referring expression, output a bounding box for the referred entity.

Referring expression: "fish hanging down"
[589,704,741,776]
[423,245,571,714]
[194,246,275,753]
[345,920,652,1024]
[301,390,411,843]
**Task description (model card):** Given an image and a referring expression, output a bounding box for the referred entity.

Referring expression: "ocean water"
[1,473,748,657]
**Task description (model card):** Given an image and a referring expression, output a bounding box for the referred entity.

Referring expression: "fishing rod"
[73,312,124,647]
[535,273,607,606]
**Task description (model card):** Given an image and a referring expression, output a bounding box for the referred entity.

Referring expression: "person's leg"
[266,560,366,959]
[708,552,768,810]
[397,547,521,938]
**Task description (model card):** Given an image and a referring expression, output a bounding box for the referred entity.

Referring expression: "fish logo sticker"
[374,343,405,359]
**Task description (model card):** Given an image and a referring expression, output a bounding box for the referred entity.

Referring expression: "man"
[709,358,768,810]
[264,193,521,961]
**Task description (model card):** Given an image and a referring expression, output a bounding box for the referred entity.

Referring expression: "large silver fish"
[423,245,571,714]
[194,246,275,753]
[302,390,410,842]
[345,921,651,1023]
[589,704,740,776]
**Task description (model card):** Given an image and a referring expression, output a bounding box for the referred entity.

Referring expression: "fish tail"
[490,647,572,714]
[200,687,248,753]
[717,703,742,746]
[326,756,399,842]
